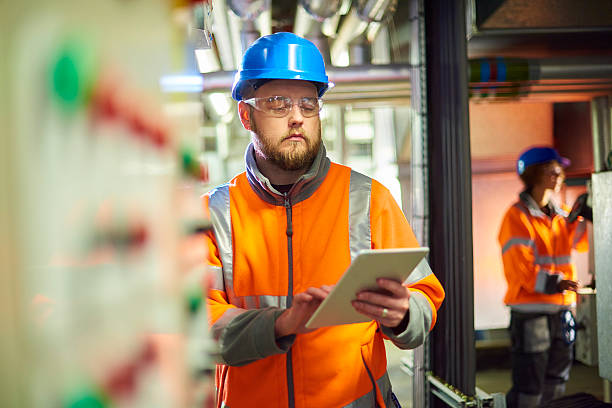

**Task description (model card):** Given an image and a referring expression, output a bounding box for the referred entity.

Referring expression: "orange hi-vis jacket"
[498,191,588,312]
[203,144,445,408]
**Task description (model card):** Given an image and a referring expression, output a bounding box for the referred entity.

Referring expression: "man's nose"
[287,103,305,124]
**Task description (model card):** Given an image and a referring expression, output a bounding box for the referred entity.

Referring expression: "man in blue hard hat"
[202,32,445,407]
[499,146,591,407]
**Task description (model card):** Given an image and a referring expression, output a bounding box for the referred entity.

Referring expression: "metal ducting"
[226,0,272,61]
[239,19,261,54]
[468,0,612,35]
[294,0,348,64]
[300,0,343,21]
[306,26,332,65]
[200,64,411,104]
[348,34,371,65]
[211,0,237,71]
[331,0,397,65]
[227,0,270,20]
[356,0,398,23]
[294,5,316,37]
[295,0,350,37]
[330,8,369,63]
[469,56,612,100]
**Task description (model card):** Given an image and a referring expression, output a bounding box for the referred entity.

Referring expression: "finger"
[351,300,385,318]
[351,300,399,325]
[293,292,314,305]
[305,287,329,300]
[321,285,334,293]
[356,285,410,307]
[375,278,407,297]
[355,291,394,309]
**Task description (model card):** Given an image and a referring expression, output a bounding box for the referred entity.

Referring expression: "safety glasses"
[242,96,323,118]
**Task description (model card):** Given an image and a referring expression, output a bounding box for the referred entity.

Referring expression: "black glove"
[567,192,592,222]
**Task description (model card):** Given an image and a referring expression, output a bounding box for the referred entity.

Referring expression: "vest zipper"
[284,194,295,408]
[361,354,382,407]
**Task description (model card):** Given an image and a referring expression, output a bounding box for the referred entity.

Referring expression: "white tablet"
[305,247,429,329]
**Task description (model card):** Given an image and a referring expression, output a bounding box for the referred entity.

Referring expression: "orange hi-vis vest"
[204,144,444,408]
[498,191,588,312]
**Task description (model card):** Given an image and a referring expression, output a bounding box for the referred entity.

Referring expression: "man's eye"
[300,99,317,109]
[264,98,286,109]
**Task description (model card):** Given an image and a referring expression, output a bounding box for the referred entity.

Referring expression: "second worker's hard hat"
[231,32,332,101]
[517,146,571,175]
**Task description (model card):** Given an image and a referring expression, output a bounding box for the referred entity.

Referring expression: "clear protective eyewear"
[242,96,323,118]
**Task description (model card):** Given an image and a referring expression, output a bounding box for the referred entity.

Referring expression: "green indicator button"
[64,388,108,408]
[185,283,203,315]
[50,39,98,110]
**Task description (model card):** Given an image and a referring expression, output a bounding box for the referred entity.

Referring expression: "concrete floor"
[385,342,609,407]
[475,346,607,402]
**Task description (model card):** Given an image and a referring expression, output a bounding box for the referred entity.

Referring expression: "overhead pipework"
[469,56,612,101]
[200,64,411,104]
[227,0,269,21]
[330,0,397,65]
[356,0,398,24]
[210,0,236,71]
[302,0,343,21]
[294,0,351,36]
[348,33,372,66]
[294,0,348,65]
[226,0,271,55]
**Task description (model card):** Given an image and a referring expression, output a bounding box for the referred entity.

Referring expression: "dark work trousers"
[506,310,574,408]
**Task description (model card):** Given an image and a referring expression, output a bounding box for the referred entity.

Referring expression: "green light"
[49,39,98,110]
[64,388,107,408]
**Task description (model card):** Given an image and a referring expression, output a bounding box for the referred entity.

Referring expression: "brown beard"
[251,114,321,171]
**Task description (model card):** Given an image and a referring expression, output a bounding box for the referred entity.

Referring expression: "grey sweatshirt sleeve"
[381,291,433,349]
[217,307,296,366]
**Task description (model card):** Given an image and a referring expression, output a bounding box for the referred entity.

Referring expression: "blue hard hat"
[517,146,571,175]
[231,32,331,101]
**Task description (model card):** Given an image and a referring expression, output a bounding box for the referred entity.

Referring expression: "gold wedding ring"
[382,308,388,318]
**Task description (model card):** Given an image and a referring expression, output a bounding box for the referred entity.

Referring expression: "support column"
[424,0,476,404]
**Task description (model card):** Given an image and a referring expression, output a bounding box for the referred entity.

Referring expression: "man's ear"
[238,102,251,131]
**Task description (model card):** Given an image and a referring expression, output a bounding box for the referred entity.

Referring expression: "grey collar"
[245,142,331,206]
[519,190,568,218]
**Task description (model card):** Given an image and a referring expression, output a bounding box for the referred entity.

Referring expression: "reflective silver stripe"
[509,303,573,313]
[535,256,553,265]
[501,237,535,254]
[534,269,558,293]
[405,258,433,285]
[349,170,372,261]
[412,291,433,333]
[342,385,374,407]
[208,265,224,290]
[231,295,288,309]
[573,220,587,248]
[534,255,571,265]
[501,235,571,265]
[208,185,235,301]
[342,371,392,408]
[211,308,247,341]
